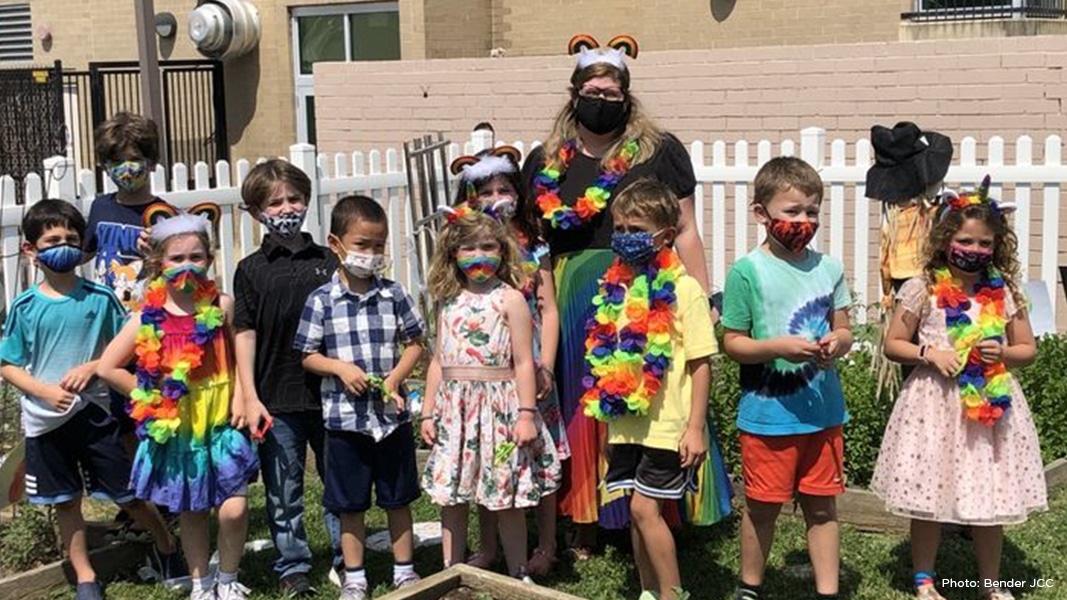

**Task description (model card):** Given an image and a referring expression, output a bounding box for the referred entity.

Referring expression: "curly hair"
[922,203,1025,306]
[427,212,525,304]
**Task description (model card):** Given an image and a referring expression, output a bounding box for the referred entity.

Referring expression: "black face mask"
[574,96,629,135]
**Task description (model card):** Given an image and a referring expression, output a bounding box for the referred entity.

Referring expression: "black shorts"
[322,422,419,513]
[605,444,696,500]
[25,403,135,505]
[108,389,136,436]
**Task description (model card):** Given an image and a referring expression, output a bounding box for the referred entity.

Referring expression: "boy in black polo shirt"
[233,160,341,596]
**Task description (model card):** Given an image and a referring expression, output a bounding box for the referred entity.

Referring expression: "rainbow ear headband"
[569,34,639,71]
[937,175,1016,223]
[143,202,221,242]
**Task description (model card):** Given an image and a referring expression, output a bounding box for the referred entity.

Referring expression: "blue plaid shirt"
[293,274,425,440]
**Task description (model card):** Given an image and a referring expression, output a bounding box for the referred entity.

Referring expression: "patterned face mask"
[36,243,83,273]
[341,251,388,278]
[163,264,208,292]
[258,208,307,238]
[767,218,818,254]
[106,160,150,192]
[610,230,662,264]
[457,255,501,283]
[948,243,993,273]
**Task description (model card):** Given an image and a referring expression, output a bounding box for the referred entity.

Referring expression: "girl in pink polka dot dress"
[871,181,1047,600]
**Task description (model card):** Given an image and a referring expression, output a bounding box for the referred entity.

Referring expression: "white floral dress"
[421,283,562,510]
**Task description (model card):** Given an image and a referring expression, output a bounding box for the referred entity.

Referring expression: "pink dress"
[421,283,562,511]
[871,277,1047,525]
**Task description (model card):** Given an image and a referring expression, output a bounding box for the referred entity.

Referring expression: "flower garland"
[129,273,226,443]
[581,248,683,421]
[932,266,1012,425]
[535,139,639,230]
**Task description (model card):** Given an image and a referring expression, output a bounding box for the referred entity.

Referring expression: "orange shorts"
[740,425,845,503]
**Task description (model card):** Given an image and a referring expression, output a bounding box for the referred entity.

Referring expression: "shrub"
[1016,334,1067,466]
[0,504,60,573]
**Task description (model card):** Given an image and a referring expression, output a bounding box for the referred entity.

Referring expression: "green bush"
[1016,335,1067,466]
[0,504,60,573]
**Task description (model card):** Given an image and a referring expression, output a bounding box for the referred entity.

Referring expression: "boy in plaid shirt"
[294,195,424,600]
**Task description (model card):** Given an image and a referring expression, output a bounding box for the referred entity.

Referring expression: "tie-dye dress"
[130,309,259,512]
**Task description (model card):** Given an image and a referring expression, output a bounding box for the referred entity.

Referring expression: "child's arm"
[219,294,249,429]
[97,315,141,395]
[884,300,961,377]
[535,260,560,400]
[385,341,423,408]
[504,288,538,447]
[990,305,1036,369]
[723,330,821,365]
[233,267,270,431]
[58,360,100,394]
[302,353,370,395]
[815,308,854,368]
[679,357,711,468]
[0,363,77,412]
[419,331,443,446]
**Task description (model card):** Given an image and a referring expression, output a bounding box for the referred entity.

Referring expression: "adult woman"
[520,36,724,553]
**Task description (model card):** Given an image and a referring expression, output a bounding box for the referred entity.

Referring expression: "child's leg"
[535,494,558,555]
[739,498,782,587]
[55,498,95,583]
[631,519,656,593]
[340,512,367,569]
[971,525,1004,592]
[910,519,941,579]
[495,508,528,577]
[469,506,499,567]
[216,495,249,574]
[180,511,212,578]
[441,504,469,568]
[120,499,177,554]
[631,492,680,600]
[386,506,414,564]
[798,494,839,596]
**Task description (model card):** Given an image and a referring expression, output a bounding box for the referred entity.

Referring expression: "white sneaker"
[393,572,421,589]
[216,581,250,600]
[190,586,217,600]
[339,584,367,600]
[328,566,343,588]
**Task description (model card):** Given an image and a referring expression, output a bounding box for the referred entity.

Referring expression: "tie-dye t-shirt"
[721,248,852,435]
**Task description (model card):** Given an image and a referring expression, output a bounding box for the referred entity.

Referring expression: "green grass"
[78,482,1067,600]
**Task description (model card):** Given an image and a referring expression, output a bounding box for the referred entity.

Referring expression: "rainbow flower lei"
[932,266,1012,425]
[535,139,639,229]
[130,273,225,443]
[581,248,683,421]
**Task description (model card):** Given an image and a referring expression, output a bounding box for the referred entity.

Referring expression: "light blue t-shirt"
[721,248,852,435]
[0,280,125,436]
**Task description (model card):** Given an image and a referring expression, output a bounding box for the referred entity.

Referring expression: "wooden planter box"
[377,564,584,600]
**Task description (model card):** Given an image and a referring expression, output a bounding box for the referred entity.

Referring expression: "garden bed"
[377,565,584,600]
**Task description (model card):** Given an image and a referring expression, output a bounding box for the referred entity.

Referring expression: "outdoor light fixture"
[188,0,261,60]
[155,12,177,38]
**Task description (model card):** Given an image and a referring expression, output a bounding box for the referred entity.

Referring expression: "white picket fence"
[1,127,1065,327]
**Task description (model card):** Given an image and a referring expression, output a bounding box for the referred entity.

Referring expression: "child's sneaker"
[74,582,104,600]
[328,566,343,588]
[189,586,217,600]
[338,583,367,600]
[216,581,250,600]
[984,591,1014,600]
[393,571,421,589]
[153,545,191,590]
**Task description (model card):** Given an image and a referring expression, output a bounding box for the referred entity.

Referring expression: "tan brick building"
[5,0,1065,163]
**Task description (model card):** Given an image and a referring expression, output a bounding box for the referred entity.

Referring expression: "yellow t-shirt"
[608,275,718,451]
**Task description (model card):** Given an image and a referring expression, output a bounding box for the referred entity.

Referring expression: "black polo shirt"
[233,233,340,414]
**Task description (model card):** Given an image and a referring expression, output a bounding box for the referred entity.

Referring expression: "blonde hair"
[753,156,824,206]
[542,63,662,170]
[142,231,214,282]
[611,178,680,230]
[427,213,525,304]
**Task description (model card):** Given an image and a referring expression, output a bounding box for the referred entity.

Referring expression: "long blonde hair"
[142,231,214,282]
[427,212,525,304]
[542,63,662,170]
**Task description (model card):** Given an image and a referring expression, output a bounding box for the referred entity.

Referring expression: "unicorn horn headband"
[143,202,222,242]
[569,34,639,71]
[937,175,1016,223]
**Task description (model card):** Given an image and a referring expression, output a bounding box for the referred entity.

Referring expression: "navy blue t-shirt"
[84,193,166,308]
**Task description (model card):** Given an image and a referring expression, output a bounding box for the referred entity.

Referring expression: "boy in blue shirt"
[1,200,184,600]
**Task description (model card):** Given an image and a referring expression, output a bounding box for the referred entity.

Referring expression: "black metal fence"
[903,0,1067,21]
[0,61,66,200]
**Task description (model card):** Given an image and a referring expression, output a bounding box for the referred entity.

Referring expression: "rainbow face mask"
[106,160,150,192]
[457,255,501,283]
[163,264,208,292]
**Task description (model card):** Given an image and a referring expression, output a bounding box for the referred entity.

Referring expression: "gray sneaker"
[339,583,367,600]
[74,582,104,600]
[216,581,250,600]
[393,571,421,589]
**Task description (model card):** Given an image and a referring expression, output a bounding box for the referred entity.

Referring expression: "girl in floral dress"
[871,178,1047,600]
[448,149,570,576]
[419,211,561,581]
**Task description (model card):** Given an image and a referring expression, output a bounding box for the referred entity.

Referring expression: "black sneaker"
[280,573,315,598]
[73,582,104,600]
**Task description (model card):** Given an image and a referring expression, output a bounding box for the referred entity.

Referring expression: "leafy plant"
[0,504,60,573]
[1017,334,1067,465]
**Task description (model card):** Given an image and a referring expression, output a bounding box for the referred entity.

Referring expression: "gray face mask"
[259,208,307,238]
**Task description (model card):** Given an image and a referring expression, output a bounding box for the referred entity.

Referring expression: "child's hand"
[535,365,555,401]
[137,229,152,255]
[382,374,406,409]
[59,363,97,393]
[928,348,962,377]
[814,332,841,369]
[775,337,822,363]
[39,385,77,412]
[678,426,706,469]
[513,413,538,448]
[977,339,1005,364]
[335,362,369,395]
[420,417,437,446]
[238,397,273,434]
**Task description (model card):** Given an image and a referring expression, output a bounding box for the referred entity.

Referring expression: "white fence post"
[1042,135,1061,323]
[290,143,323,244]
[800,127,826,250]
[44,155,77,201]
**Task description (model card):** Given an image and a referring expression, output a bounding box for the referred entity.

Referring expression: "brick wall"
[424,0,491,59]
[313,35,1067,321]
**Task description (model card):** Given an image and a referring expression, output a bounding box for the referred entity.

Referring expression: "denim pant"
[259,410,342,578]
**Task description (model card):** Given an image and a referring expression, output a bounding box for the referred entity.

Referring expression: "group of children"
[0,109,1049,600]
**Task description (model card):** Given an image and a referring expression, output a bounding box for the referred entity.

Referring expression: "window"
[905,0,1066,20]
[0,3,33,64]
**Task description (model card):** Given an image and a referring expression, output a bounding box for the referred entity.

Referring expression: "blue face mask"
[610,231,661,264]
[36,244,83,273]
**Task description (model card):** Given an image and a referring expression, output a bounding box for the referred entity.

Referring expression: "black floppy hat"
[866,122,953,202]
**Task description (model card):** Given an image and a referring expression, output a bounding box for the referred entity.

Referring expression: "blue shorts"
[322,423,419,513]
[25,403,135,505]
